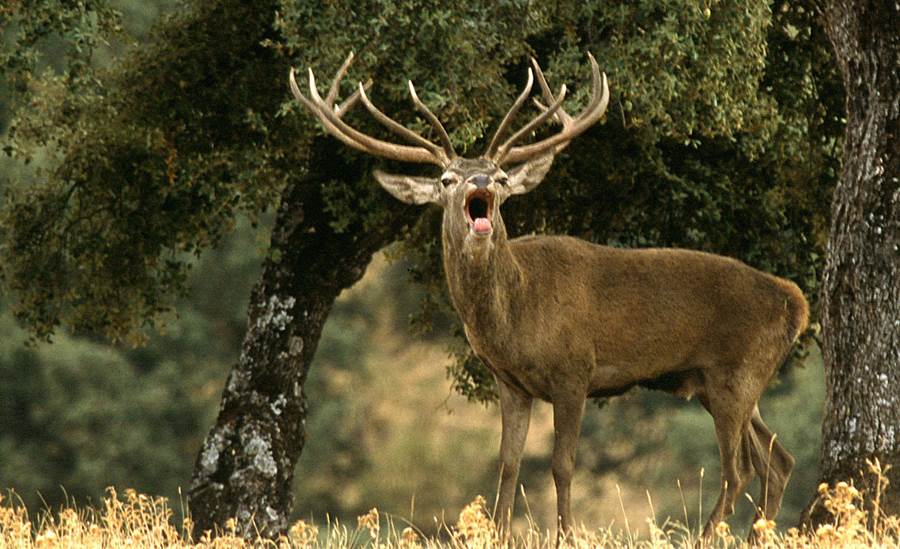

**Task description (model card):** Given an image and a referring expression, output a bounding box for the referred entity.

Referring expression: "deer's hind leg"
[697,387,756,539]
[747,405,795,522]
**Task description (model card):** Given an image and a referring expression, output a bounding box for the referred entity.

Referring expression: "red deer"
[289,52,809,540]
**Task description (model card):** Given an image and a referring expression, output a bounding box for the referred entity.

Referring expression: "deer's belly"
[466,321,706,402]
[588,343,707,400]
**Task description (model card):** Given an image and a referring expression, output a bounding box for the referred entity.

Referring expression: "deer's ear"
[373,170,440,205]
[505,153,556,196]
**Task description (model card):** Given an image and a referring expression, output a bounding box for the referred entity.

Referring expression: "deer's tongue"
[473,217,492,234]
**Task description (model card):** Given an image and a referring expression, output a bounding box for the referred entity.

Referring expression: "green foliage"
[0,215,264,512]
[0,1,122,94]
[2,1,285,342]
[0,310,204,510]
[542,1,777,145]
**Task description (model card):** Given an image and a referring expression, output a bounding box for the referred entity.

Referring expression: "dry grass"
[2,462,898,548]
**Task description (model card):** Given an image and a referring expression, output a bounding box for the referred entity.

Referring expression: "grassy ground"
[2,464,897,548]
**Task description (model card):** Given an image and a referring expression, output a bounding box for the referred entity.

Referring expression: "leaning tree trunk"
[187,147,419,538]
[803,0,900,526]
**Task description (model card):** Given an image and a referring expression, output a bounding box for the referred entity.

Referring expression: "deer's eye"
[496,176,509,186]
[441,176,455,187]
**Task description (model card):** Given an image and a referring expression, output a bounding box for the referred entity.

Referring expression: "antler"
[289,52,455,167]
[485,53,609,166]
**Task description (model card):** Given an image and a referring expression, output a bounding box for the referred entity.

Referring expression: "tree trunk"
[803,0,900,527]
[187,147,419,538]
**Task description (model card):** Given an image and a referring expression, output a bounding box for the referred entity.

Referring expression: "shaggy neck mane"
[441,216,523,334]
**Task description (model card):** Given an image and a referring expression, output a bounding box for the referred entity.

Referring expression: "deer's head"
[289,53,608,250]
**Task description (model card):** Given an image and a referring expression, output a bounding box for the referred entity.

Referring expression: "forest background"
[0,0,845,537]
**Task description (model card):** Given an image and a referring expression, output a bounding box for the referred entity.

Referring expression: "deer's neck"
[441,216,522,334]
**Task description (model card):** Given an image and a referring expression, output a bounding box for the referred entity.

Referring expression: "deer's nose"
[468,174,490,189]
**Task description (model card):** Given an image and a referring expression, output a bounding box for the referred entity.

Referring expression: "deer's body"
[446,232,808,403]
[291,52,807,541]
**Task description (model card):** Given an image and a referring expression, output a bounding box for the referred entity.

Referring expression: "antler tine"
[407,81,456,159]
[357,82,447,158]
[289,58,448,167]
[335,78,372,118]
[484,68,534,159]
[492,83,567,162]
[531,57,573,127]
[326,51,356,107]
[289,67,319,112]
[498,53,609,166]
[306,68,441,164]
[290,68,365,153]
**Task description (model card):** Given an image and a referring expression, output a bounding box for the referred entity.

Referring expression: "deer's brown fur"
[291,53,808,541]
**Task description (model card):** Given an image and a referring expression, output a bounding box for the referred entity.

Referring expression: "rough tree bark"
[803,0,900,526]
[187,147,419,538]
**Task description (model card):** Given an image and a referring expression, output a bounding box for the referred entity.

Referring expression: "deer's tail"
[776,278,810,343]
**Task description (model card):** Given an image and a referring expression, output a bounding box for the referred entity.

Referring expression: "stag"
[289,52,808,539]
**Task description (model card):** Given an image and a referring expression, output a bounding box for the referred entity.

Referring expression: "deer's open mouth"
[465,190,494,236]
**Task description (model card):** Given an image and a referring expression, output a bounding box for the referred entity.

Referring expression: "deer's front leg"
[495,380,532,533]
[551,395,585,538]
